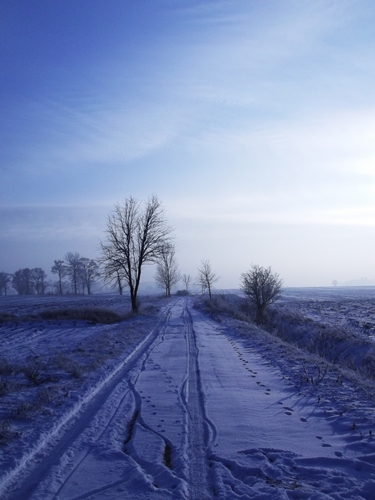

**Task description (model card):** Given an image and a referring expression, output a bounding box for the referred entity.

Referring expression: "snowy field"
[279,287,375,340]
[0,289,375,499]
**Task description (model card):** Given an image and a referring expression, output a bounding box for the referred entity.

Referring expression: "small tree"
[182,274,192,292]
[101,264,125,295]
[197,260,219,299]
[155,244,180,297]
[240,265,283,321]
[51,260,67,295]
[79,258,100,295]
[100,196,173,312]
[33,267,47,295]
[65,252,82,295]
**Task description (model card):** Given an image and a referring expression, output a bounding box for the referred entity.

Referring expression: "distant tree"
[240,265,283,321]
[332,280,338,287]
[33,267,47,295]
[182,274,192,292]
[79,258,100,295]
[51,259,67,295]
[0,272,12,295]
[196,260,219,299]
[12,268,34,295]
[101,262,125,295]
[155,244,180,297]
[100,196,173,312]
[113,269,125,295]
[65,252,82,295]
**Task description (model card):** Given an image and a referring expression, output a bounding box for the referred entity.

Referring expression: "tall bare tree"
[100,196,173,312]
[155,244,180,297]
[51,259,67,295]
[240,265,283,321]
[196,260,219,299]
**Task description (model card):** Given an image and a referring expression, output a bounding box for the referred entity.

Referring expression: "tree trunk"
[130,293,138,313]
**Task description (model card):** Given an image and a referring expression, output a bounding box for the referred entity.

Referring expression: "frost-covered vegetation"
[195,289,375,392]
[1,290,375,499]
[0,294,167,450]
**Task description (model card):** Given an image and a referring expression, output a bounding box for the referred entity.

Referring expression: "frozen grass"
[194,294,252,323]
[0,307,127,324]
[195,294,375,386]
[0,295,170,447]
[268,304,375,381]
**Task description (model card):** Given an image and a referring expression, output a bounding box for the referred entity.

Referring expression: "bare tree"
[51,259,67,295]
[33,267,47,295]
[240,265,283,321]
[100,196,173,312]
[196,260,219,299]
[79,258,100,295]
[155,244,180,297]
[65,252,82,295]
[0,272,12,295]
[101,261,125,295]
[182,274,192,292]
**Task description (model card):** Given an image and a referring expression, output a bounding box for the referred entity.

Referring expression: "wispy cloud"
[0,206,108,242]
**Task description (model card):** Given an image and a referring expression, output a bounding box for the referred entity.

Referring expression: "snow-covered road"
[4,298,375,499]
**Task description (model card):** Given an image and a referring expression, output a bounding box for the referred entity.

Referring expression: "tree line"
[0,253,100,296]
[1,195,283,319]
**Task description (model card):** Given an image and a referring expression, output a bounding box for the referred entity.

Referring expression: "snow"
[0,290,375,499]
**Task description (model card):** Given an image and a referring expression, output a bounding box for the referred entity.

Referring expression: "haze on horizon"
[1,0,375,289]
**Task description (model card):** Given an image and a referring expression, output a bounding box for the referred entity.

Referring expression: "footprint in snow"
[285,411,293,416]
[300,417,307,423]
[322,443,332,447]
[316,436,323,440]
[335,451,343,457]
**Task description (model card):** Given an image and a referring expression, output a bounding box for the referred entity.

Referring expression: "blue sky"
[1,0,375,288]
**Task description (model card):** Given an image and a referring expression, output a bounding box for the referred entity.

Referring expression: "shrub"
[37,307,124,324]
[240,265,283,321]
[0,312,17,323]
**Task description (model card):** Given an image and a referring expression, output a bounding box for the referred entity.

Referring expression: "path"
[5,298,375,499]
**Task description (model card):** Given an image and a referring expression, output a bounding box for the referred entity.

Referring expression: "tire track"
[2,301,177,500]
[183,301,215,500]
[4,299,216,499]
